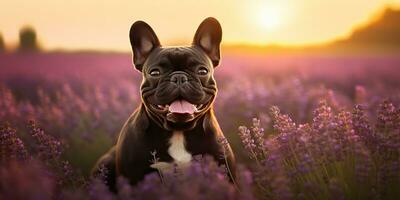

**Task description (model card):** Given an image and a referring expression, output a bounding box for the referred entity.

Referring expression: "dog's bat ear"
[129,21,161,71]
[193,17,222,67]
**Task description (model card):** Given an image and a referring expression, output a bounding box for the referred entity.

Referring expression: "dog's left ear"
[193,17,222,67]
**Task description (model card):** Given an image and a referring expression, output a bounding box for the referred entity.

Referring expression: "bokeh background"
[1,1,400,199]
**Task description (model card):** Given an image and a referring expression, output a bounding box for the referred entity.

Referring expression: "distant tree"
[0,33,5,52]
[18,26,40,52]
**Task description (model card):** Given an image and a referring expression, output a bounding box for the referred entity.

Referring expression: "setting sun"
[256,5,284,30]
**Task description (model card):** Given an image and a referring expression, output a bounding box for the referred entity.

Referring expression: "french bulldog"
[92,17,235,191]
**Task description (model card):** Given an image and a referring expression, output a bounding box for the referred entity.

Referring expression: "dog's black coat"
[92,17,235,190]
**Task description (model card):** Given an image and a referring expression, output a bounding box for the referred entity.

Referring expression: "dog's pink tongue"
[169,100,196,114]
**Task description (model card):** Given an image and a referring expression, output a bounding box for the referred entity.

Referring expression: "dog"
[92,17,235,191]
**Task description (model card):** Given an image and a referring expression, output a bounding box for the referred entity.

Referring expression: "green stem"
[223,149,241,192]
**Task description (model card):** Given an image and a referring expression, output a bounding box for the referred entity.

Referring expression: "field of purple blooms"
[1,52,400,199]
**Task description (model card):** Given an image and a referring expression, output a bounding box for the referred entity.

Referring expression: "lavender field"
[1,52,400,200]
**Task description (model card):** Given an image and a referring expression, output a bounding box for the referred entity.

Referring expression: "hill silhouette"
[332,7,400,50]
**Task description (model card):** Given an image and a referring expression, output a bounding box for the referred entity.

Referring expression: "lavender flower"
[0,123,28,163]
[353,104,380,153]
[0,160,55,200]
[129,155,253,200]
[28,120,62,163]
[238,118,268,164]
[238,125,257,159]
[88,178,115,200]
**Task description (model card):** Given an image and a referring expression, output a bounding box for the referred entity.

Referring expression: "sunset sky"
[1,0,399,51]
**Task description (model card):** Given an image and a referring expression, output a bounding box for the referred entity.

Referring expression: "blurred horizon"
[1,0,400,52]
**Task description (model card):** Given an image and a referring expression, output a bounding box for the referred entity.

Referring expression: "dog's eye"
[149,69,161,76]
[198,67,208,75]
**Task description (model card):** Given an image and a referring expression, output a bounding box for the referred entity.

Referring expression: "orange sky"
[1,0,399,51]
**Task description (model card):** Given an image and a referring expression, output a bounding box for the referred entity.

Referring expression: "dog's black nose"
[170,72,188,85]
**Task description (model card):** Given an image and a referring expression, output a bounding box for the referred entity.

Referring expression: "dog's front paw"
[150,161,174,172]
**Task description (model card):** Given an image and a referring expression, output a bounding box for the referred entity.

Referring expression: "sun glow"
[255,4,285,31]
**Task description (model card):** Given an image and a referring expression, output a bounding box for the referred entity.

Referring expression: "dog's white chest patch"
[150,131,192,171]
[168,131,192,163]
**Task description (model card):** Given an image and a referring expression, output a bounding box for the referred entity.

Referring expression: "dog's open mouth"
[154,99,207,114]
[150,99,208,123]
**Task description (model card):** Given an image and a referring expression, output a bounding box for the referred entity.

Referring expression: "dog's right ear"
[129,21,161,71]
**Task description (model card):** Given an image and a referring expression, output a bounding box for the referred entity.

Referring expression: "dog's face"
[129,18,222,130]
